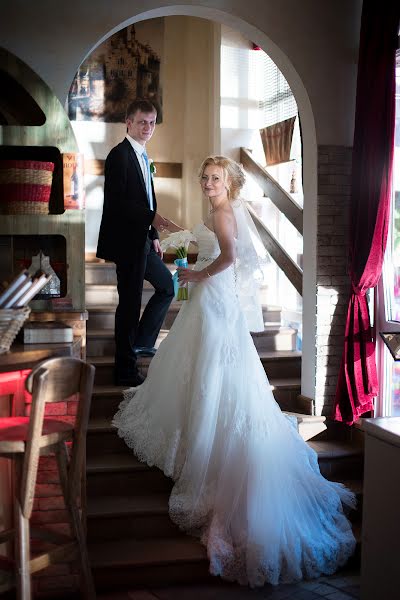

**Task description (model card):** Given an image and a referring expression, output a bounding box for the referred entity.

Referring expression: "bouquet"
[160,230,197,300]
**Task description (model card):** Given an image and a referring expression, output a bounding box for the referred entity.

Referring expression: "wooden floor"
[98,570,361,599]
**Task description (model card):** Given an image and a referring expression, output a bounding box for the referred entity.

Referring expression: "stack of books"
[23,321,73,344]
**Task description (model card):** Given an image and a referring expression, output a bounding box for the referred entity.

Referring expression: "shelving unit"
[0,47,85,314]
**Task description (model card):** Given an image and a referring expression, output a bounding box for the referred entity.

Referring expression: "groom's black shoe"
[133,346,157,357]
[114,371,145,387]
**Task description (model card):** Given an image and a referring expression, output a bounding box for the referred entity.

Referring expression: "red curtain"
[334,1,399,424]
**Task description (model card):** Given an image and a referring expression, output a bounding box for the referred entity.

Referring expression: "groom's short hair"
[126,98,157,121]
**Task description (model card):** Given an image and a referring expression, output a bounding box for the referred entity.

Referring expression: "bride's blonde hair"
[199,155,245,200]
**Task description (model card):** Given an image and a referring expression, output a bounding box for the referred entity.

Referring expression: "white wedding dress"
[113,222,356,587]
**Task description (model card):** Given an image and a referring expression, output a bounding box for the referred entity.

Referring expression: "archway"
[74,4,318,403]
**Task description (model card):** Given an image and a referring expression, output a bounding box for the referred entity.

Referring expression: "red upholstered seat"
[0,417,73,441]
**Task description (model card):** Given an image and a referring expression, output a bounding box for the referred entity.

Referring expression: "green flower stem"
[176,246,187,259]
[176,247,188,300]
[177,286,188,301]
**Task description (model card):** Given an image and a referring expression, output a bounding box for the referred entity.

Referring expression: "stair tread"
[91,377,301,398]
[87,325,297,338]
[88,423,361,463]
[87,453,146,473]
[89,536,207,567]
[87,328,168,338]
[87,303,281,312]
[87,493,170,518]
[284,412,326,423]
[308,439,364,458]
[269,378,301,389]
[88,351,301,367]
[89,416,114,432]
[93,385,125,396]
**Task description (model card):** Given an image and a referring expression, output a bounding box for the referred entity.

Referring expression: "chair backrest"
[21,357,95,517]
[25,356,91,401]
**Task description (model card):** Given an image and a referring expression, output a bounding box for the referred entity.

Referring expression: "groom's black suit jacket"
[96,138,158,263]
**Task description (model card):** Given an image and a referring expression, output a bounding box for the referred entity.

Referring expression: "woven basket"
[0,160,55,215]
[0,307,31,354]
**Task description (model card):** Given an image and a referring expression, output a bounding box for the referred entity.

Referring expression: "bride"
[112,155,356,587]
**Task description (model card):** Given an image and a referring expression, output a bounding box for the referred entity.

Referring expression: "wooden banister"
[246,203,303,296]
[240,147,303,235]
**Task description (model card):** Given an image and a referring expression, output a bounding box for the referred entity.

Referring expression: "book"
[15,273,52,307]
[0,269,53,308]
[0,270,29,307]
[23,322,74,344]
[63,153,85,209]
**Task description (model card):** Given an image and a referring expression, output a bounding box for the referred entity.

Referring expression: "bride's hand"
[177,267,206,283]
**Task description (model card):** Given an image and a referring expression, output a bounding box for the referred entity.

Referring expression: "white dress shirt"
[126,134,154,211]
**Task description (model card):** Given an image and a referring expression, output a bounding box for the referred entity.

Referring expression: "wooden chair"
[0,357,96,599]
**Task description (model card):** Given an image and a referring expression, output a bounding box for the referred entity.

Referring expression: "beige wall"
[151,16,219,229]
[76,16,219,251]
[0,0,362,146]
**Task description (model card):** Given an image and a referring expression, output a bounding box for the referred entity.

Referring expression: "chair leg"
[14,499,31,600]
[69,502,97,599]
[56,444,96,599]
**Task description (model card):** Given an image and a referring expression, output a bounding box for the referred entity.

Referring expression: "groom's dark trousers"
[96,138,174,379]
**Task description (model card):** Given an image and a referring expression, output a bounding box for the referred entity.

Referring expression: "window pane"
[387,51,400,321]
[391,361,400,416]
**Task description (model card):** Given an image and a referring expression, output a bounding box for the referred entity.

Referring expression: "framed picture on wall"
[68,20,163,123]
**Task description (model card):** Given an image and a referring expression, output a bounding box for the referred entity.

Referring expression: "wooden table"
[0,338,82,373]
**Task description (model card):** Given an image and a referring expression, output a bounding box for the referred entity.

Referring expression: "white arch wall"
[0,0,363,406]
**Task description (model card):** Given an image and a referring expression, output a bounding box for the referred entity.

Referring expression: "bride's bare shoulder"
[213,204,237,237]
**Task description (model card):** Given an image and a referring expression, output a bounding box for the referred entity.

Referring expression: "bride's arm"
[164,218,183,233]
[178,209,235,283]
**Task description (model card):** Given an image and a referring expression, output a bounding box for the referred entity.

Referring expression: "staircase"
[85,260,363,593]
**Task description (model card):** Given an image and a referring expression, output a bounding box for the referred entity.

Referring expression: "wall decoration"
[63,153,85,209]
[68,21,163,123]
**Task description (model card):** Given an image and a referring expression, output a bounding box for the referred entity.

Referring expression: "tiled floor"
[98,571,360,600]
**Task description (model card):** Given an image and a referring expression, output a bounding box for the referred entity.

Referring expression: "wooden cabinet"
[361,417,400,600]
[0,48,85,317]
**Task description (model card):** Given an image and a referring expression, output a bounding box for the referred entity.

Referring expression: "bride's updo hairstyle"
[199,155,245,200]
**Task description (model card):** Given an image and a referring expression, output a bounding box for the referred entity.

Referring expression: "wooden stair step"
[86,324,298,355]
[89,377,302,420]
[87,303,283,330]
[284,412,327,441]
[89,537,210,590]
[89,536,208,565]
[308,439,364,459]
[309,439,364,479]
[86,492,179,541]
[86,453,173,496]
[89,351,302,385]
[87,492,170,517]
[87,452,146,474]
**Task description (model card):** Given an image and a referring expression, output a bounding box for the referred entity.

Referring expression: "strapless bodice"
[192,223,220,261]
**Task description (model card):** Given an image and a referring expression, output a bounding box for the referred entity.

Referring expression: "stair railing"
[240,147,303,297]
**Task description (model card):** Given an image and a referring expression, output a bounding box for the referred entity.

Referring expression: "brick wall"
[315,145,352,416]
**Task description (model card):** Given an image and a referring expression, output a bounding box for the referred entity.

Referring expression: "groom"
[96,99,174,387]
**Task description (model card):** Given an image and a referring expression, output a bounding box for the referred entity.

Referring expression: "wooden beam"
[240,147,303,235]
[84,159,182,179]
[246,203,303,296]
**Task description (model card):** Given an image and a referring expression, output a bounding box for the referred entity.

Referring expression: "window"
[376,48,400,417]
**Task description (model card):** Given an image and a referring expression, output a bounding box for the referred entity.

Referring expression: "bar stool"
[0,356,96,599]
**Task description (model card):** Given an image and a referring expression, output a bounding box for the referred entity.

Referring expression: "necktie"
[142,150,154,211]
